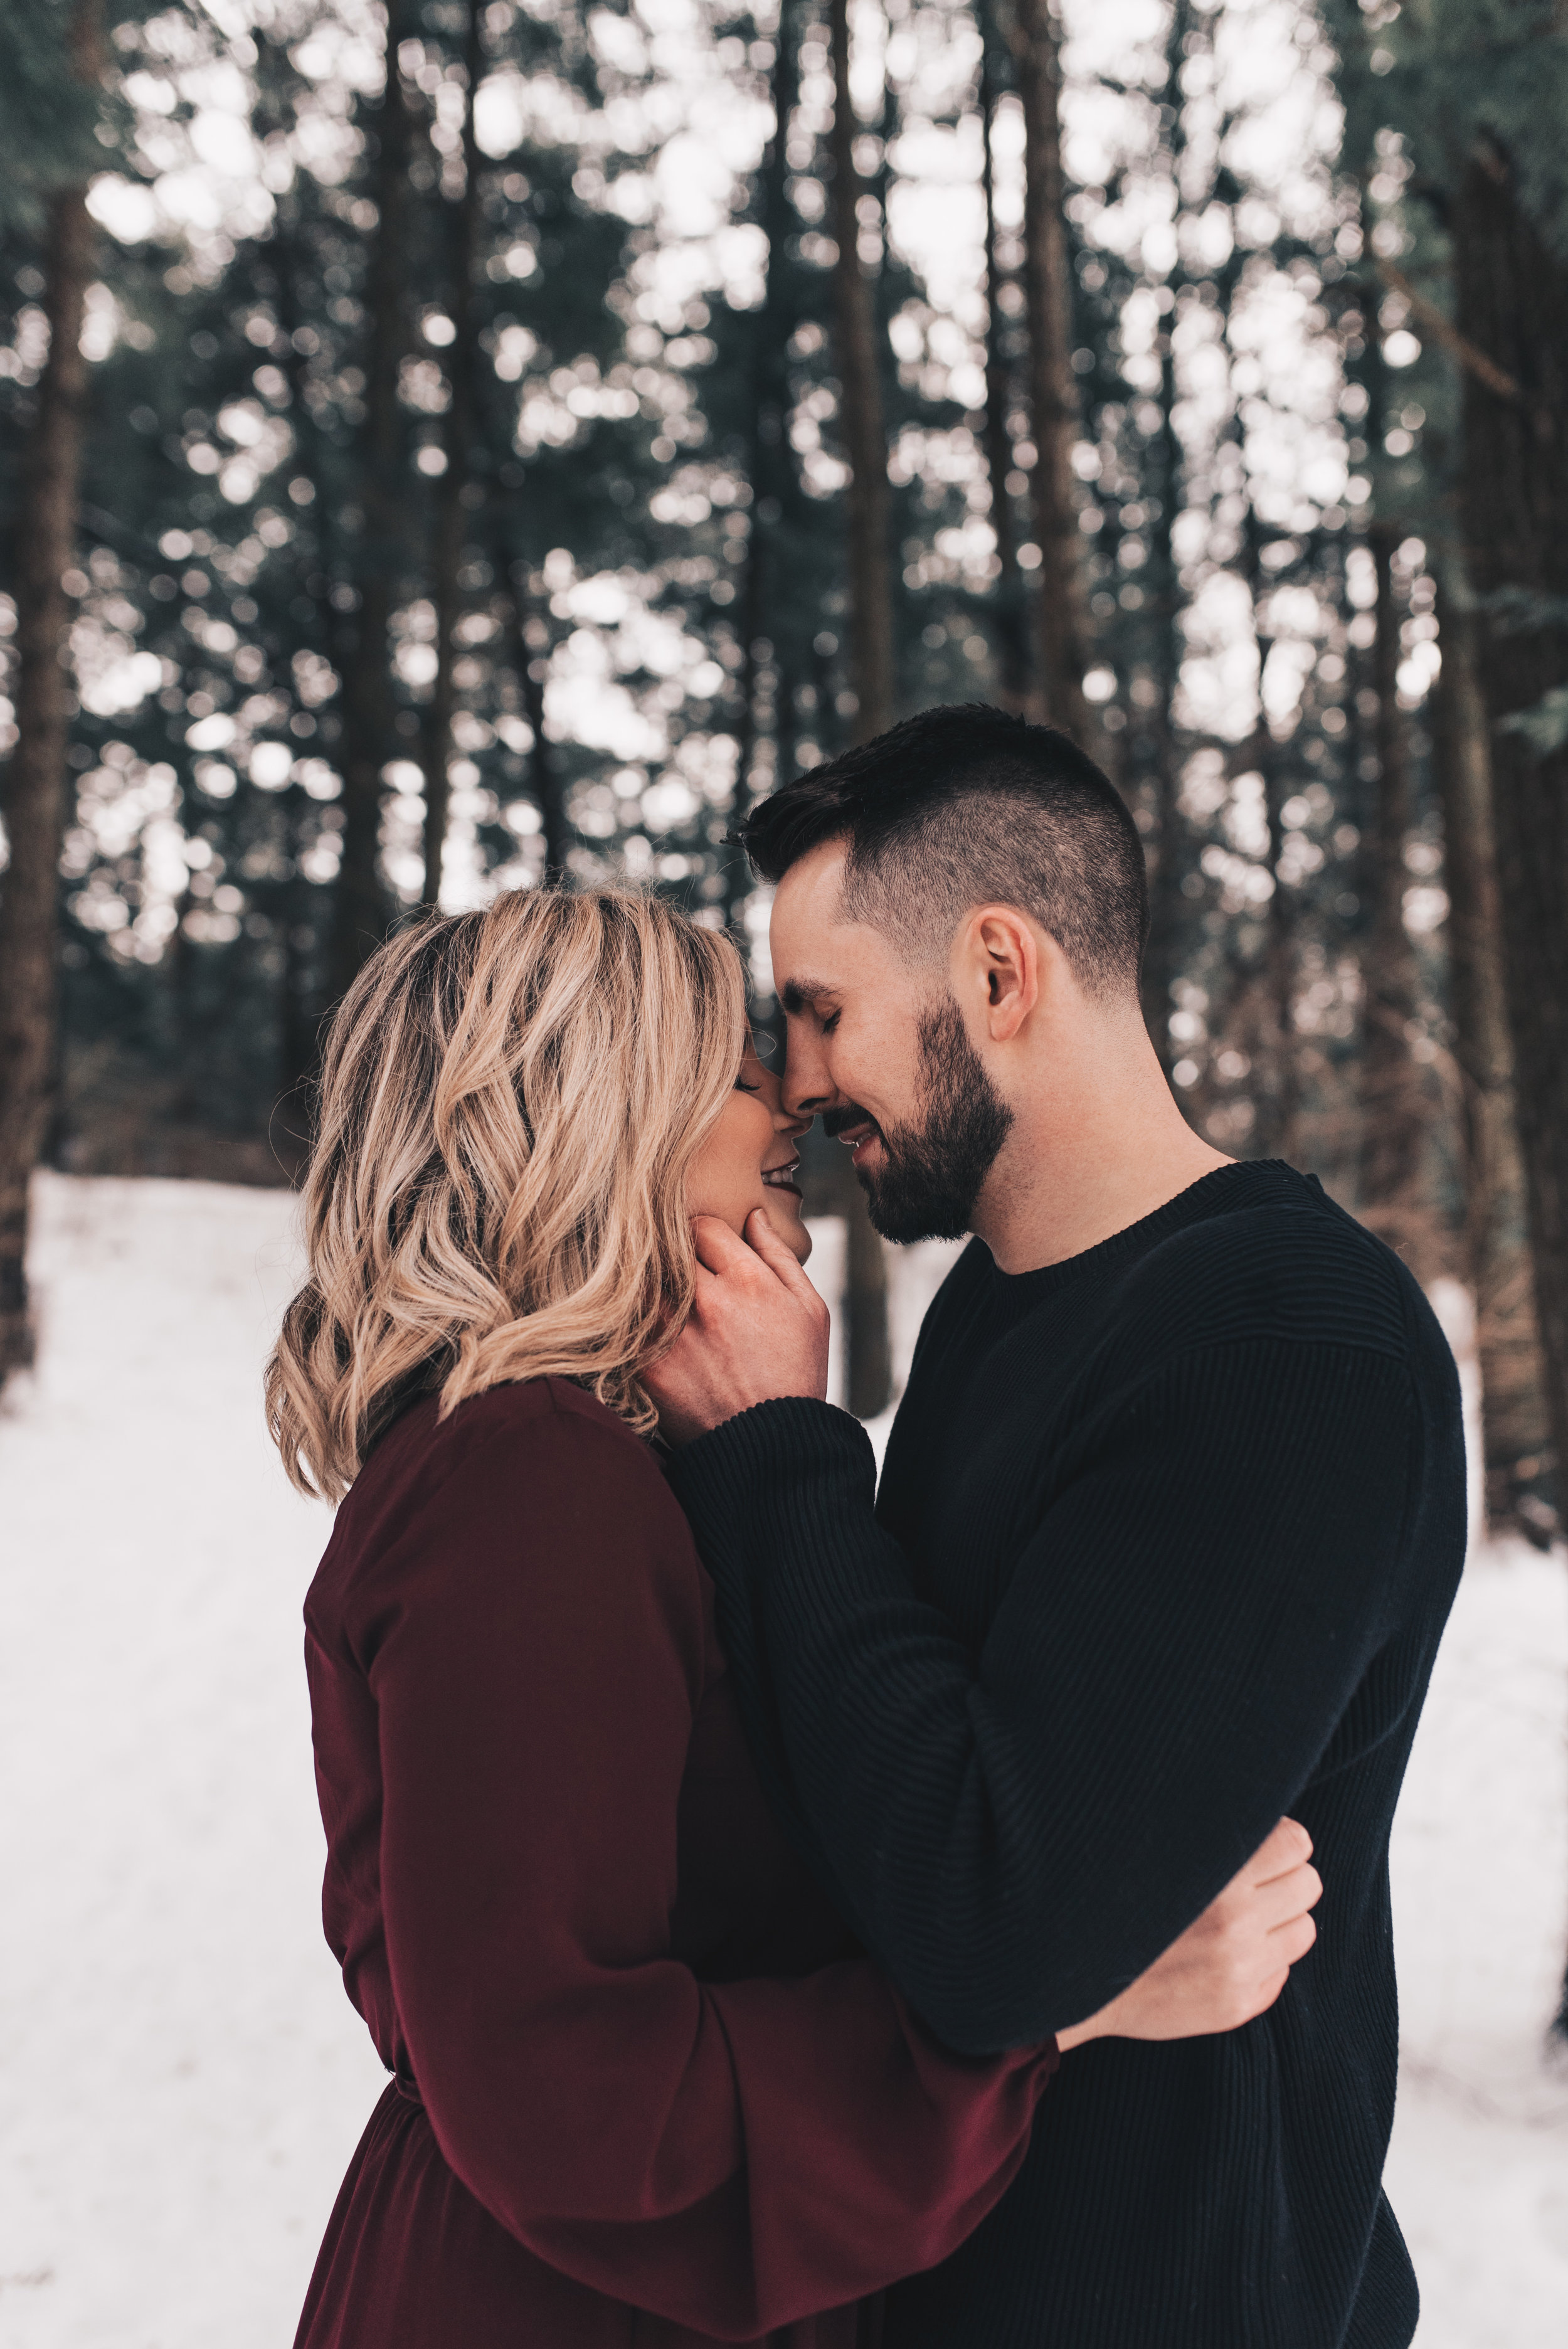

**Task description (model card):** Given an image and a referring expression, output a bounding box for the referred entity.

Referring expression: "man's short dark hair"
[738,704,1148,999]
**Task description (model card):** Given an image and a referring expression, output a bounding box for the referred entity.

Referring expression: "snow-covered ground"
[1,1174,1565,2346]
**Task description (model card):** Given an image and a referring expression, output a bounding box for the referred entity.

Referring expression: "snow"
[1,1174,1565,2346]
[1383,1542,1568,2345]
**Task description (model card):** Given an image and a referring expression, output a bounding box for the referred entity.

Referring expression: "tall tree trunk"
[1139,0,1192,1067]
[0,0,103,1384]
[1141,337,1188,1067]
[724,0,802,936]
[421,0,482,909]
[1451,147,1568,1592]
[265,165,337,1151]
[1356,521,1434,1265]
[1255,741,1301,1162]
[1241,512,1299,1162]
[828,0,893,743]
[504,561,569,879]
[978,19,1029,710]
[825,0,893,1421]
[332,0,416,998]
[1011,0,1096,755]
[843,1165,892,1419]
[1432,560,1553,1540]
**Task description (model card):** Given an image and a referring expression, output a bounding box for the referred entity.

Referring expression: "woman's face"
[687,1031,813,1263]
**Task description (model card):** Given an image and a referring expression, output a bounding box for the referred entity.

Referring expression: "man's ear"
[957,906,1041,1042]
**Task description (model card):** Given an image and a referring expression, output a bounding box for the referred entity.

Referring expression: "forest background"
[3,8,1568,1636]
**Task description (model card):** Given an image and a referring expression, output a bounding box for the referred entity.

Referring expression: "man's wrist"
[663,1396,874,1516]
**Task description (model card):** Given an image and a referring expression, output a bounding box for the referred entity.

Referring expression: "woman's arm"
[1057,1815,1322,2049]
[356,1391,1054,2343]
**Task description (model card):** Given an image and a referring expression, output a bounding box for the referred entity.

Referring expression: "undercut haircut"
[739,703,1148,999]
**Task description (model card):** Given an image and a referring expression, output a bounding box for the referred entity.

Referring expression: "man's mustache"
[822,1104,881,1142]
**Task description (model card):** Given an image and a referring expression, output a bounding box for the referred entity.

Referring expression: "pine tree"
[1323,0,1565,1507]
[419,0,483,909]
[975,3,1030,711]
[1134,0,1194,1069]
[1009,0,1096,754]
[1431,559,1552,1539]
[332,0,418,1001]
[1449,156,1568,1537]
[828,0,894,744]
[0,0,107,1382]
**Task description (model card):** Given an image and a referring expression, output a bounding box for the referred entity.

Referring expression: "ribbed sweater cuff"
[664,1397,876,1537]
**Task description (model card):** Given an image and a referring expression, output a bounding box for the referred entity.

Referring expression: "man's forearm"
[667,1347,1414,2052]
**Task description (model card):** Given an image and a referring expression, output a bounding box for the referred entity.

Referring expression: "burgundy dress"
[295,1377,1056,2348]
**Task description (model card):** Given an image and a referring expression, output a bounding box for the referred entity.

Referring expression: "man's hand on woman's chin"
[644,1212,832,1447]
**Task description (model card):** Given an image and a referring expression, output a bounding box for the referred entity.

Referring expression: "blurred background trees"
[1,0,1565,1527]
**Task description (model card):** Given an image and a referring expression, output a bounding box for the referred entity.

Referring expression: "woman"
[267,889,1320,2349]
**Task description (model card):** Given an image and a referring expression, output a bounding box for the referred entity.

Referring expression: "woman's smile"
[687,1031,813,1261]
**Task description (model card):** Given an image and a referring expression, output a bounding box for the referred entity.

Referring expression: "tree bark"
[844,1177,892,1419]
[1231,506,1298,1160]
[332,0,416,998]
[724,0,802,935]
[263,154,339,1153]
[828,0,893,744]
[1356,521,1435,1265]
[1451,147,1568,1577]
[1010,0,1096,755]
[0,1,103,1383]
[504,563,569,879]
[1254,745,1301,1163]
[420,0,483,909]
[1138,0,1192,1068]
[1141,334,1189,1068]
[977,21,1029,711]
[1431,561,1553,1539]
[818,0,893,1417]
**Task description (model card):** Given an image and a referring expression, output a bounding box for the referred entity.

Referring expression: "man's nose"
[783,1039,839,1123]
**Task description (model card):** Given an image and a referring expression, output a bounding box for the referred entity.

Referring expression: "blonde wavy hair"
[265,887,748,1502]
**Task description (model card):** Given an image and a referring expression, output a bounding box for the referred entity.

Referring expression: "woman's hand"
[1056,1817,1322,2051]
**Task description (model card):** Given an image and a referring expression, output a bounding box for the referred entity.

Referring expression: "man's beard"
[827,998,1015,1244]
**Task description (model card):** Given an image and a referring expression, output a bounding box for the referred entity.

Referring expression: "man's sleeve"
[664,1337,1416,2055]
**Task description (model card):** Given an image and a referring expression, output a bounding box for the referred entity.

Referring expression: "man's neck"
[972,1042,1233,1275]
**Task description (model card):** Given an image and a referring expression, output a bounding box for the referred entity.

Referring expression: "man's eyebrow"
[779,975,840,1015]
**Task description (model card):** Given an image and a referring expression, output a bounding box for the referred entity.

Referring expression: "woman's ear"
[959,906,1040,1042]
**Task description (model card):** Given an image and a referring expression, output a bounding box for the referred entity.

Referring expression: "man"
[645,704,1466,2348]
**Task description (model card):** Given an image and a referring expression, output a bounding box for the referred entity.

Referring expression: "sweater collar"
[980,1160,1316,1296]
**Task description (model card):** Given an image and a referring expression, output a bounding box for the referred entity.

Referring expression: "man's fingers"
[1247,1816,1313,1885]
[743,1207,828,1312]
[691,1214,764,1278]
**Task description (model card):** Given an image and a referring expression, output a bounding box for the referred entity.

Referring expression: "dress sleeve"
[356,1393,1054,2342]
[665,1341,1421,2055]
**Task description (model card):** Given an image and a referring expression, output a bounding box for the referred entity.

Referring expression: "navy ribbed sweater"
[665,1161,1467,2349]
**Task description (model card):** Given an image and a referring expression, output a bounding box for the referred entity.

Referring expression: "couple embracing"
[268,705,1465,2349]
